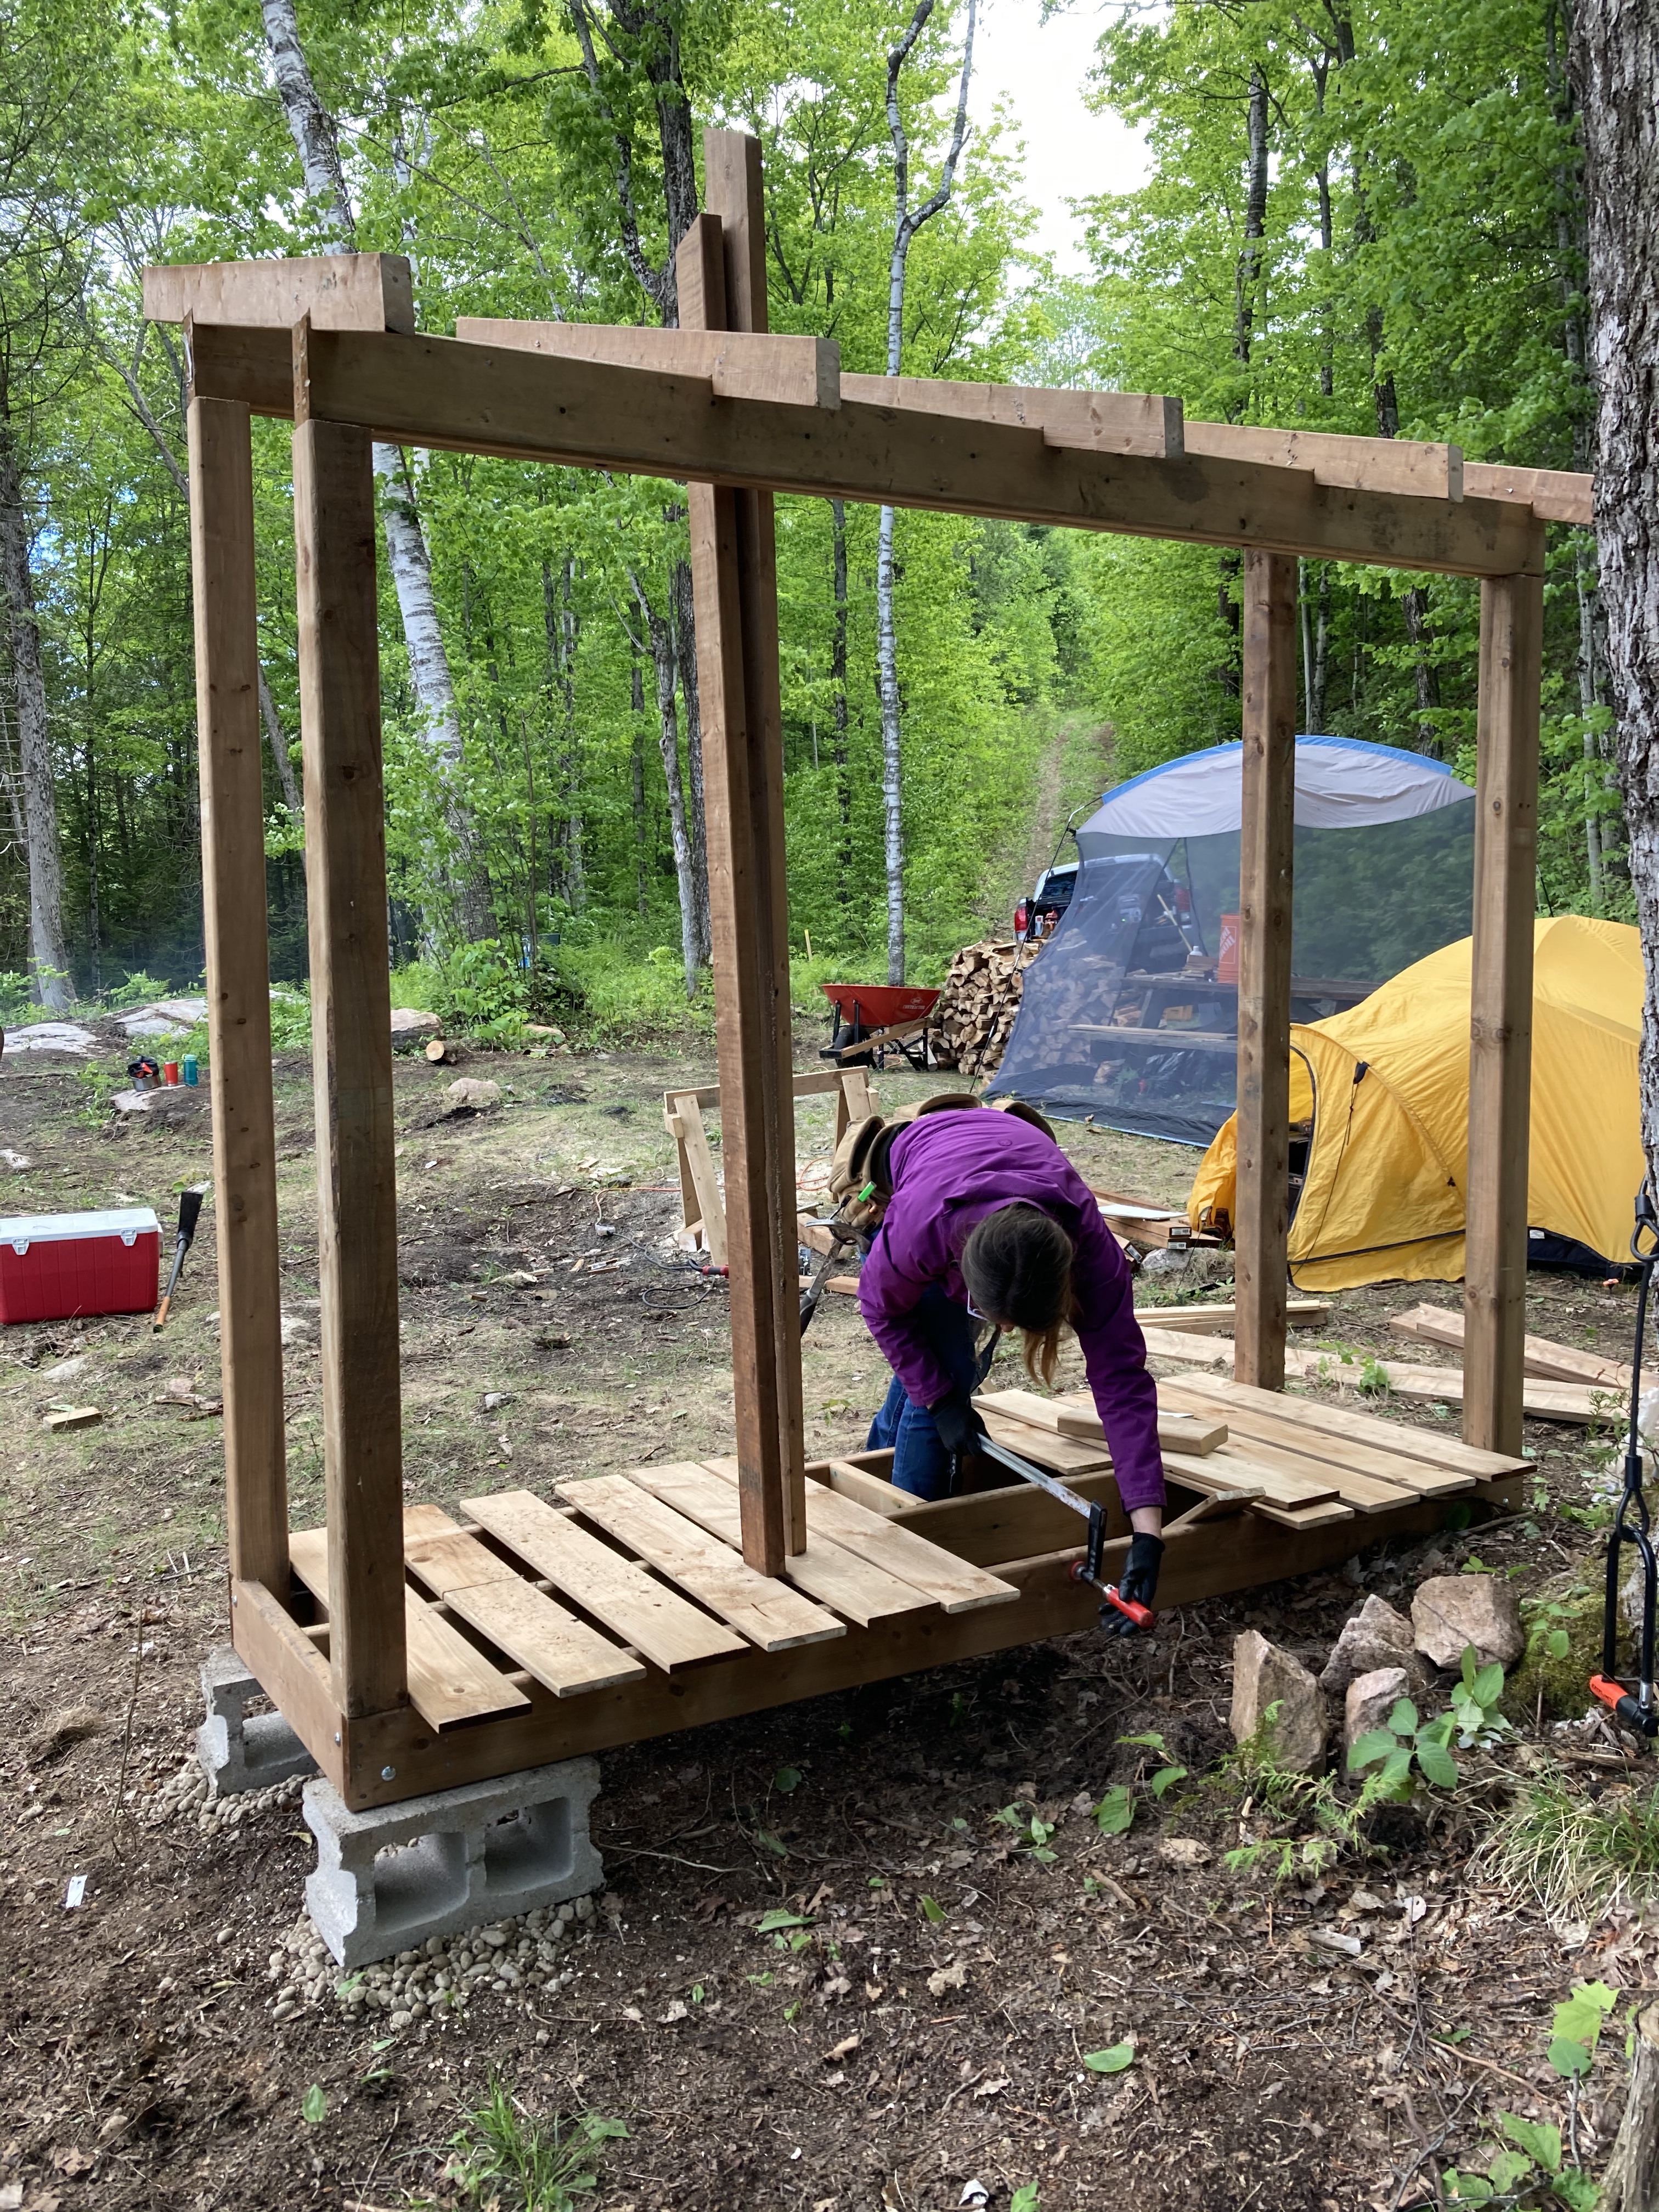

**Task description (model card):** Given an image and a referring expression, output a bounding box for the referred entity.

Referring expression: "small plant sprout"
[1118,1729,1188,1798]
[1010,2187,1041,2212]
[1081,2041,1136,2073]
[438,2076,626,2211]
[1093,1786,1135,1836]
[301,2084,328,2126]
[1347,1696,1460,1796]
[1443,2115,1597,2209]
[919,1894,946,1925]
[991,1803,1058,1864]
[1449,1645,1514,1751]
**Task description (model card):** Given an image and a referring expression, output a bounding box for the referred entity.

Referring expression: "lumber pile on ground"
[932,939,1041,1077]
[1135,1323,1609,1425]
[969,1373,1509,1534]
[1389,1301,1644,1394]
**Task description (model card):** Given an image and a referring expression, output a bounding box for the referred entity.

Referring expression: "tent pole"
[1234,551,1298,1390]
[1463,563,1543,1455]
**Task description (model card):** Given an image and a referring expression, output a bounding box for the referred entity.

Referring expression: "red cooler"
[0,1206,162,1323]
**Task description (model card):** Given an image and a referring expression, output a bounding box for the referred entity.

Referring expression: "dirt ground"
[0,1028,1647,2211]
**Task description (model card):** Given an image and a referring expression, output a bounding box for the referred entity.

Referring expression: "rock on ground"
[1229,1629,1329,1773]
[1412,1573,1523,1670]
[7,1023,98,1056]
[1319,1593,1425,1699]
[390,1008,441,1041]
[1344,1666,1411,1756]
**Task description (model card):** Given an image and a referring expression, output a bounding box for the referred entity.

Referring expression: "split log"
[932,938,1042,1077]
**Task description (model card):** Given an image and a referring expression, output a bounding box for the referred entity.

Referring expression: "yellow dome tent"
[1187,916,1646,1289]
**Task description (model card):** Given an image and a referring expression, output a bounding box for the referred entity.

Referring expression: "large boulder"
[390,1008,442,1042]
[1319,1594,1425,1699]
[1229,1629,1329,1773]
[1344,1666,1412,1757]
[1412,1573,1524,1671]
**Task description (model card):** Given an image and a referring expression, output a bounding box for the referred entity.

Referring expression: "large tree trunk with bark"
[1572,0,1659,1191]
[0,405,70,1008]
[259,0,485,937]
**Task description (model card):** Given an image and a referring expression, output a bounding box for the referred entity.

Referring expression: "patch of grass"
[1480,1766,1659,1924]
[419,2076,625,2211]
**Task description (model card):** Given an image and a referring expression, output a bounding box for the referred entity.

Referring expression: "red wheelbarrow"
[820,983,939,1071]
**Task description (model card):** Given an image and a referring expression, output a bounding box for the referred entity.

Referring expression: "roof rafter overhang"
[188,320,1544,580]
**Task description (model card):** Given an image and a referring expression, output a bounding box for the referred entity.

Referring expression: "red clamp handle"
[1101,1583,1155,1631]
[1591,1674,1626,1711]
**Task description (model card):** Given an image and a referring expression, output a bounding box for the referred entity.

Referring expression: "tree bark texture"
[831,497,853,876]
[1571,0,1659,1177]
[1601,2002,1659,2212]
[877,0,977,981]
[671,551,710,963]
[0,407,70,1007]
[634,575,699,998]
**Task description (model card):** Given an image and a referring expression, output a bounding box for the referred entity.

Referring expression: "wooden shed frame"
[150,131,1576,1811]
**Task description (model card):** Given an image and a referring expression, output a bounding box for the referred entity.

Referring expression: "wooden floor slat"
[556,1473,845,1653]
[712,1466,1019,1615]
[1157,1378,1475,1499]
[1170,1372,1528,1481]
[625,1461,932,1628]
[442,1575,648,1699]
[976,1408,1113,1474]
[289,1526,531,1730]
[460,1489,748,1672]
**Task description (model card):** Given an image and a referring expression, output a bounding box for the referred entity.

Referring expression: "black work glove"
[929,1389,986,1460]
[1102,1531,1164,1636]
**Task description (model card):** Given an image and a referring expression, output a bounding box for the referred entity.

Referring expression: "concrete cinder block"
[195,1645,318,1798]
[302,1756,603,1968]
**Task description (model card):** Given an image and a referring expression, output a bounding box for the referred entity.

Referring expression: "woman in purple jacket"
[859,1106,1165,1630]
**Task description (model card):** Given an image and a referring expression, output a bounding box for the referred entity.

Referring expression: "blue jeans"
[866,1285,989,1502]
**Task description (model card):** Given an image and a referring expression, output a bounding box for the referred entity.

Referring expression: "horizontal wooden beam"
[839,374,1182,459]
[1464,459,1592,527]
[184,323,1545,578]
[147,254,413,333]
[1186,421,1462,501]
[455,317,839,410]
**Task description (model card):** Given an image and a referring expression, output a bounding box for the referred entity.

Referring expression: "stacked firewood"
[932,939,1042,1076]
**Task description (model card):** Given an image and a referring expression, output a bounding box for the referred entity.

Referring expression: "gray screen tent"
[989,736,1477,1145]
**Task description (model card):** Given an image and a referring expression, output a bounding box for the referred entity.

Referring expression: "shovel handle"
[153,1294,173,1333]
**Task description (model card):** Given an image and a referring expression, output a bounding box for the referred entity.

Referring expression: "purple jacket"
[857,1110,1165,1513]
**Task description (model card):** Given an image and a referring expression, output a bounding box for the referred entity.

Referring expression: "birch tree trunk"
[260,0,484,935]
[0,403,70,1009]
[877,0,977,983]
[1571,0,1659,1183]
[831,498,853,880]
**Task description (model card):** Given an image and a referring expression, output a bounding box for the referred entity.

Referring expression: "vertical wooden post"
[188,388,289,1593]
[678,131,808,1571]
[1463,565,1543,1454]
[294,327,408,1714]
[1234,551,1299,1390]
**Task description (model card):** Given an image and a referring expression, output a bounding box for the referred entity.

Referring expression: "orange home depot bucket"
[1216,913,1240,984]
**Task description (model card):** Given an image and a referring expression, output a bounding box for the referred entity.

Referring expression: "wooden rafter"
[179,320,1545,580]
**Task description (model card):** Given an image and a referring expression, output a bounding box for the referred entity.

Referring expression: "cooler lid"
[0,1206,162,1248]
